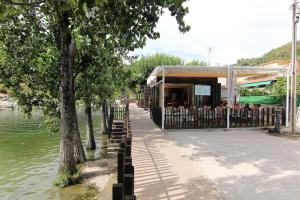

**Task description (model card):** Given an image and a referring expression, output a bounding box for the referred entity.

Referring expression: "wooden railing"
[113,106,127,120]
[151,106,286,129]
[112,109,136,200]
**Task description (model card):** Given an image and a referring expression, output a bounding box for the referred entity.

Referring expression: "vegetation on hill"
[236,41,300,66]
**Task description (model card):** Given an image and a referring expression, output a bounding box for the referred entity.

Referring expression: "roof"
[147,65,288,86]
[240,80,274,87]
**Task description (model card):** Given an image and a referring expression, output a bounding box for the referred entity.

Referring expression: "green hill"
[236,41,300,66]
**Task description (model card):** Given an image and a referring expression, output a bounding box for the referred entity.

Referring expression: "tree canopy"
[0,0,191,184]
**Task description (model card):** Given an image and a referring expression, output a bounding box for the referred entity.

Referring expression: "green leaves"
[129,53,184,90]
[0,0,191,132]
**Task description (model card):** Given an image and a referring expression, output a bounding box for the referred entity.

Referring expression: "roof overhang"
[147,65,288,86]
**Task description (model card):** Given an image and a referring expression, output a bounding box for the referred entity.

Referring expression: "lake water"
[0,108,106,200]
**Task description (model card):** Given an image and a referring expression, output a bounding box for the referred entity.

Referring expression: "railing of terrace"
[152,106,286,129]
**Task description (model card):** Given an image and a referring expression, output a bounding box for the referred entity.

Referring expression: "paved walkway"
[131,104,300,200]
[131,104,223,200]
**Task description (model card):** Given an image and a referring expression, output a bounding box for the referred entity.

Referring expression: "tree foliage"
[271,76,300,96]
[240,87,270,96]
[185,59,207,66]
[129,53,184,90]
[0,0,191,180]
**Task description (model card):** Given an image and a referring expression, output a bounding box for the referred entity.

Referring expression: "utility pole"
[207,47,213,66]
[291,0,299,134]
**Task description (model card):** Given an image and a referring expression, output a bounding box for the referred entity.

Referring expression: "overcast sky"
[133,0,298,65]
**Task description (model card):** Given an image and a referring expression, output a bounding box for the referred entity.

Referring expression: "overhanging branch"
[3,0,45,7]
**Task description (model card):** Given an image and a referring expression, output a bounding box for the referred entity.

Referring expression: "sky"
[133,0,298,65]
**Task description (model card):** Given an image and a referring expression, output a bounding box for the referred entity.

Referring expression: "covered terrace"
[147,65,289,130]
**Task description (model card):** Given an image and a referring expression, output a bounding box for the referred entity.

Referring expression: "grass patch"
[54,166,82,187]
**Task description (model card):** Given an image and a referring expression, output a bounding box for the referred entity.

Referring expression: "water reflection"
[0,108,105,200]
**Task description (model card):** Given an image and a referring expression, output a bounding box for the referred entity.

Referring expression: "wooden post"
[124,174,134,196]
[125,145,131,158]
[118,152,125,183]
[113,183,124,200]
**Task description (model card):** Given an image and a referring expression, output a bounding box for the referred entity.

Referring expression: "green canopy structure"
[240,80,273,88]
[239,96,283,105]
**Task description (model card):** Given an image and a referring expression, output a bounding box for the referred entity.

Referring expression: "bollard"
[124,174,134,196]
[113,183,124,200]
[120,142,126,150]
[275,109,281,132]
[125,145,131,157]
[124,164,134,174]
[269,108,281,134]
[126,138,132,146]
[125,157,132,164]
[125,195,136,200]
[118,152,125,183]
[124,165,134,195]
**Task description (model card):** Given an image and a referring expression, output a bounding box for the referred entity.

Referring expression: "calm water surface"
[0,108,106,200]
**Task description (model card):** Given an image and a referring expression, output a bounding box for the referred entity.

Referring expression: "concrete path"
[166,129,300,200]
[131,104,300,200]
[131,104,223,200]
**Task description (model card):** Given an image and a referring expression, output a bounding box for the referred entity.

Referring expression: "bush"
[240,87,269,96]
[53,167,81,187]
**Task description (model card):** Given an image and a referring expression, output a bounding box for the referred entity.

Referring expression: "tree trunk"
[102,103,108,134]
[85,104,96,150]
[105,104,110,132]
[73,109,86,163]
[55,5,85,173]
[57,12,76,174]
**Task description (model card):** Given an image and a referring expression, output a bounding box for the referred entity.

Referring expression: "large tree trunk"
[102,103,108,134]
[57,15,76,174]
[73,109,86,163]
[56,6,85,173]
[85,104,96,150]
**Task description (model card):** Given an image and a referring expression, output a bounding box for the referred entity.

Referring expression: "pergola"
[147,65,289,130]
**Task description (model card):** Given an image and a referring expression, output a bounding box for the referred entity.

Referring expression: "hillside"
[236,41,300,66]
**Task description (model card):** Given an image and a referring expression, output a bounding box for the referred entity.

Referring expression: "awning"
[240,80,273,88]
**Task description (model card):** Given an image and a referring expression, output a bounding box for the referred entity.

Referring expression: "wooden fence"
[151,106,286,129]
[113,106,127,120]
[113,107,136,200]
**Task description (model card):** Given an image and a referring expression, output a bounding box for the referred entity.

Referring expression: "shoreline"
[0,94,16,109]
[80,157,117,199]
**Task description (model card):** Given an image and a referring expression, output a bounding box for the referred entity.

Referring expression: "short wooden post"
[125,145,131,157]
[124,174,134,196]
[126,138,132,146]
[113,183,124,200]
[125,157,132,164]
[118,152,125,183]
[124,165,134,195]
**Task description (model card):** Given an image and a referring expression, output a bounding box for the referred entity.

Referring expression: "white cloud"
[133,0,298,65]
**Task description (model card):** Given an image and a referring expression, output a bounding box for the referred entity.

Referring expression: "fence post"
[113,183,124,200]
[124,174,134,196]
[118,152,125,183]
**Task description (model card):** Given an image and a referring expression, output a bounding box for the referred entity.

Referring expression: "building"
[146,65,288,130]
